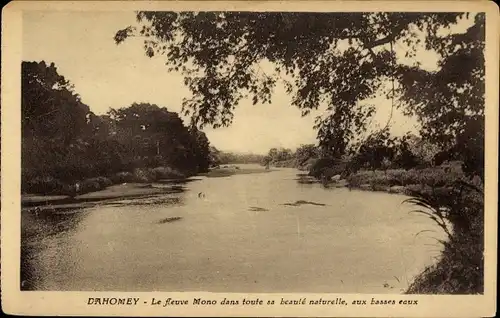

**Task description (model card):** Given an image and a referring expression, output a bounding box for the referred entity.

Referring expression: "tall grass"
[346,167,464,189]
[405,180,484,294]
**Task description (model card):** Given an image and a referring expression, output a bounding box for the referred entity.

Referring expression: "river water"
[21,164,444,293]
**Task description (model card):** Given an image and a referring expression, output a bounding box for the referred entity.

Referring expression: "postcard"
[1,1,498,316]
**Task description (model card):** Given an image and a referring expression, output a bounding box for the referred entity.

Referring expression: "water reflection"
[21,208,89,290]
[295,172,320,185]
[22,207,88,241]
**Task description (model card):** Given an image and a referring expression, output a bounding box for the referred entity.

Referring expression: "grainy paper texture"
[1,0,498,316]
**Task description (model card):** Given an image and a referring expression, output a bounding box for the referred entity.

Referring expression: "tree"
[113,12,486,294]
[268,148,279,160]
[108,102,195,169]
[397,14,485,179]
[393,135,422,170]
[351,128,395,171]
[263,147,294,164]
[22,61,92,145]
[208,146,222,167]
[189,126,211,173]
[402,133,440,165]
[295,144,319,166]
[115,12,469,158]
[276,148,293,161]
[22,61,96,184]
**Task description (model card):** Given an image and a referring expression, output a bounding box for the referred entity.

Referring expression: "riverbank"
[267,159,313,171]
[326,166,483,295]
[22,183,186,211]
[23,166,188,197]
[201,165,274,178]
[318,166,475,197]
[22,164,273,210]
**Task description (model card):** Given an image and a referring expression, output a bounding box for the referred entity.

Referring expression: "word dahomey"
[87,298,140,305]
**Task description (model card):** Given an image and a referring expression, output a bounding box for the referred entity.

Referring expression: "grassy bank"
[23,166,187,197]
[338,166,470,196]
[22,165,272,208]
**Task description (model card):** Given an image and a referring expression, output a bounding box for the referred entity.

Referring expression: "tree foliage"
[115,12,473,158]
[22,61,92,145]
[294,144,320,166]
[208,147,266,165]
[397,13,485,178]
[22,61,213,191]
[392,134,423,170]
[263,147,294,165]
[350,128,396,171]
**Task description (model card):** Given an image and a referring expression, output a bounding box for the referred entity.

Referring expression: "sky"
[22,11,473,154]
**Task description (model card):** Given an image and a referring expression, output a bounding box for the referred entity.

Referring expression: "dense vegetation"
[22,61,212,196]
[259,144,319,170]
[115,12,485,294]
[208,147,266,165]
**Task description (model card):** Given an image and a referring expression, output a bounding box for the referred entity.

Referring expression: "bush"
[371,183,389,192]
[23,176,66,195]
[79,179,102,193]
[309,157,347,179]
[75,177,113,194]
[110,171,136,184]
[151,166,185,180]
[85,176,113,188]
[271,158,297,168]
[132,168,155,183]
[345,167,465,190]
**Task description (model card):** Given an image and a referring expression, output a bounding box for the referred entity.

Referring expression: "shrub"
[371,183,389,192]
[151,166,185,180]
[87,176,113,188]
[345,170,376,187]
[78,179,102,194]
[132,168,155,183]
[23,176,66,195]
[110,171,136,184]
[309,157,347,179]
[345,167,465,190]
[74,177,113,195]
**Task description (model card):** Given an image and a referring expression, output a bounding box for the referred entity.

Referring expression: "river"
[21,164,444,293]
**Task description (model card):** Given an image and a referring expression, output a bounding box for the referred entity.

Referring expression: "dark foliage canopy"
[22,61,213,186]
[115,11,483,167]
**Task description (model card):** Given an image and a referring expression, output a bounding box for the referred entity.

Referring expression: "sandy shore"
[21,166,273,211]
[21,183,184,210]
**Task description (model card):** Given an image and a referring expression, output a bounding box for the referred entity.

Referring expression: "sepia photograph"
[1,1,498,316]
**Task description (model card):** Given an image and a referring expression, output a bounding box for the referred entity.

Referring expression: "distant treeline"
[208,148,266,165]
[261,131,462,177]
[22,61,211,195]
